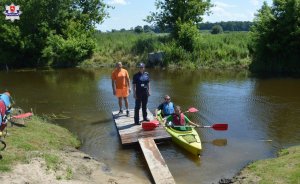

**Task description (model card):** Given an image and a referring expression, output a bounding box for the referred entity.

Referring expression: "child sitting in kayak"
[165,106,200,131]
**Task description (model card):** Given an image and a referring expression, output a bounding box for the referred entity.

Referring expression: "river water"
[1,68,299,183]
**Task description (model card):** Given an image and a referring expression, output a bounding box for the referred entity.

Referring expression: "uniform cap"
[138,63,145,68]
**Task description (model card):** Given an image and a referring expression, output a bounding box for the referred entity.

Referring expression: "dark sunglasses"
[165,98,171,100]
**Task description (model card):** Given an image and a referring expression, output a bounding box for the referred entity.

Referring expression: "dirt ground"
[0,148,150,184]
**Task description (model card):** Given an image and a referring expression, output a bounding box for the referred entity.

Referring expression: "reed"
[84,31,251,69]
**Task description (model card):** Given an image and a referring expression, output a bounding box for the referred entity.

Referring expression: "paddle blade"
[211,124,228,131]
[12,112,33,119]
[187,107,198,113]
[142,120,159,131]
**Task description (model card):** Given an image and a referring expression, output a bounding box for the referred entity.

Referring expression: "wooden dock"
[112,109,171,145]
[112,109,175,184]
[139,137,176,184]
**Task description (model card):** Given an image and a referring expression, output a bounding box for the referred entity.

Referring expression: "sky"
[97,0,273,32]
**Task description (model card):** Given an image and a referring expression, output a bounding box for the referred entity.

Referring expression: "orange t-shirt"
[111,68,129,89]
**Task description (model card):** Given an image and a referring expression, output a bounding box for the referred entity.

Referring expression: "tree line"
[107,21,253,34]
[199,21,253,31]
[0,0,299,74]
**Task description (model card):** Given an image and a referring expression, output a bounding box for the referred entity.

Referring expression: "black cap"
[137,63,145,68]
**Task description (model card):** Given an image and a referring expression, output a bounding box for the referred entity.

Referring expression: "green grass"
[82,31,251,69]
[65,166,73,180]
[81,32,157,67]
[0,116,80,172]
[44,154,61,171]
[244,146,300,184]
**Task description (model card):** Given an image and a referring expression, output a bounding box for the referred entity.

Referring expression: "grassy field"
[81,31,251,69]
[0,116,80,172]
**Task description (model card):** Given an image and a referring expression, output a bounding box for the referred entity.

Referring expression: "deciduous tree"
[250,0,300,74]
[0,0,109,67]
[146,0,212,39]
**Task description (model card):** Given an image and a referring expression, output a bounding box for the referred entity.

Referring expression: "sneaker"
[134,121,141,125]
[118,110,123,114]
[143,118,150,122]
[126,110,129,117]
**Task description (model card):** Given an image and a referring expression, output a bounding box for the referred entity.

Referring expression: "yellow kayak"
[157,111,202,156]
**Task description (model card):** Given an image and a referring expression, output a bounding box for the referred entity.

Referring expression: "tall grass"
[82,32,159,67]
[83,31,251,69]
[196,32,251,69]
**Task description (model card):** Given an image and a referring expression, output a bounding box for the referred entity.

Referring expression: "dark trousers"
[134,95,148,124]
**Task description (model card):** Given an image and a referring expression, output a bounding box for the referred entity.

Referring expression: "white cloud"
[204,2,251,22]
[250,0,260,6]
[214,2,237,8]
[107,0,128,5]
[209,7,249,22]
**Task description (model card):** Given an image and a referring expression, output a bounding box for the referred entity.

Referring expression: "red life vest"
[0,100,7,131]
[172,113,185,126]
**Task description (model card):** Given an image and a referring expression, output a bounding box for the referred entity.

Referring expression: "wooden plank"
[112,109,171,145]
[138,137,176,184]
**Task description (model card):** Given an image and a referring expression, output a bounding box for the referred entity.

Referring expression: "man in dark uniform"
[132,63,150,125]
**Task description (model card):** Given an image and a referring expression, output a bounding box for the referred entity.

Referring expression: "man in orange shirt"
[111,62,131,116]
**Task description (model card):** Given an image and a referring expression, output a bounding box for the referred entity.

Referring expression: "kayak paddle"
[199,123,228,131]
[185,107,198,113]
[173,123,228,131]
[11,112,33,119]
[142,120,159,131]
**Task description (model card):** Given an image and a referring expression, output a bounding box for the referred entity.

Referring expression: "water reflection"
[251,79,300,146]
[0,68,299,184]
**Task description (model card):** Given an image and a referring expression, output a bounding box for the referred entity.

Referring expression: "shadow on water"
[1,68,299,184]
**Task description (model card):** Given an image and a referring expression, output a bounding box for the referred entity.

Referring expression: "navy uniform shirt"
[132,72,150,97]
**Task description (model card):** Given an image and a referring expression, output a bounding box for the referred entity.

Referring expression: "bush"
[211,25,223,34]
[42,34,95,67]
[134,26,143,33]
[177,21,201,52]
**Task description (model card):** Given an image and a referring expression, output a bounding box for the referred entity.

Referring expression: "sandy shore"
[0,148,149,184]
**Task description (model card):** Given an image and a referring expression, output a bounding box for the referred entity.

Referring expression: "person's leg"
[141,95,149,121]
[116,89,123,113]
[124,97,129,116]
[134,98,141,124]
[118,97,123,113]
[124,97,129,109]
